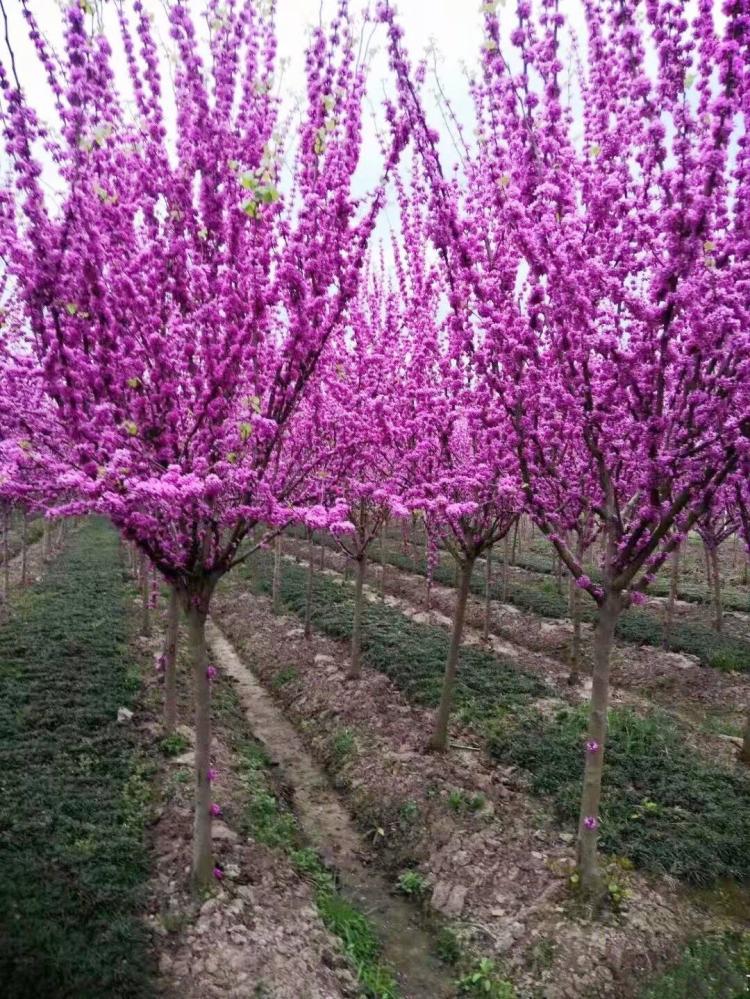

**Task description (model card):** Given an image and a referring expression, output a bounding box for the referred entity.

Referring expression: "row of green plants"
[501,546,749,614]
[316,531,750,673]
[0,519,154,998]
[246,553,750,888]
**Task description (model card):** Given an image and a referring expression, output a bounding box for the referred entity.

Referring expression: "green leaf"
[65,302,79,316]
[123,421,138,437]
[239,421,253,442]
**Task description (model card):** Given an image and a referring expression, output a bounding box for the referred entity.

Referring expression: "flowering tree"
[0,0,404,887]
[381,0,750,898]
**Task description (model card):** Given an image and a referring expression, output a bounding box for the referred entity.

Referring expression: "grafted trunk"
[428,556,474,752]
[20,511,27,587]
[483,547,493,642]
[164,586,179,734]
[663,545,681,648]
[304,533,314,639]
[272,535,282,614]
[709,546,723,632]
[140,551,151,637]
[577,593,621,899]
[349,553,367,679]
[186,602,213,890]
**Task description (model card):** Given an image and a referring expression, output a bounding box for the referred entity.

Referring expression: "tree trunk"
[502,533,509,603]
[186,602,213,890]
[426,575,432,614]
[2,506,9,601]
[483,547,493,642]
[569,583,582,685]
[568,534,585,684]
[164,586,179,734]
[577,593,621,899]
[272,535,282,614]
[428,557,474,752]
[709,545,723,632]
[20,511,27,587]
[741,712,750,765]
[140,551,152,637]
[379,529,386,600]
[349,554,367,679]
[319,539,325,570]
[663,545,681,648]
[43,520,51,561]
[304,532,314,639]
[511,518,519,565]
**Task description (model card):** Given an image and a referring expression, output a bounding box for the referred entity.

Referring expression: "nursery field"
[1,1,749,998]
[1,519,749,999]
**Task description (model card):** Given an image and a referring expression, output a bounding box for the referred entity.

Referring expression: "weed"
[399,799,420,824]
[396,870,428,897]
[457,958,516,997]
[271,665,299,688]
[436,928,463,966]
[330,727,357,765]
[159,731,190,756]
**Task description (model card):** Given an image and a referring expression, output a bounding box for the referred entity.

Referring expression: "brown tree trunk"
[20,510,27,587]
[304,532,314,639]
[379,529,386,600]
[568,535,585,684]
[663,545,681,648]
[511,518,519,565]
[428,556,474,752]
[709,545,723,632]
[43,520,51,562]
[164,586,179,734]
[483,547,493,642]
[741,712,750,765]
[577,593,621,899]
[349,553,367,679]
[2,506,9,601]
[569,585,582,685]
[140,551,151,637]
[319,539,325,570]
[186,601,213,890]
[272,535,282,614]
[502,533,509,603]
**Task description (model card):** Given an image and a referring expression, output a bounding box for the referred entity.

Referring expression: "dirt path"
[206,619,456,999]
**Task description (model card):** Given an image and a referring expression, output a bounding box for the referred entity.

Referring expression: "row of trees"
[0,0,748,903]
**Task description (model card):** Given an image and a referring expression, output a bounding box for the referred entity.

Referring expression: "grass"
[639,932,750,998]
[300,529,750,673]
[245,551,550,727]
[0,518,155,998]
[488,706,750,886]
[210,673,400,999]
